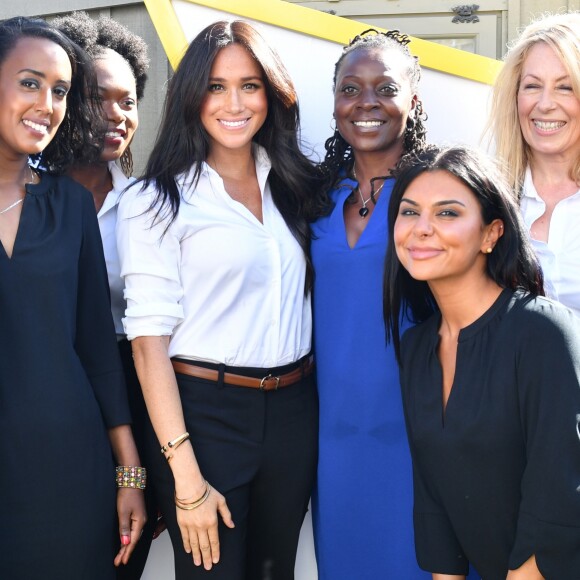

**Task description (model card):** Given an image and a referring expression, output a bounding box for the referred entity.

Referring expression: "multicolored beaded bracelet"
[115,466,147,490]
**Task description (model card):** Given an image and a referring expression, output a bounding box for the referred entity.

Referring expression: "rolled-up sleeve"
[116,184,184,340]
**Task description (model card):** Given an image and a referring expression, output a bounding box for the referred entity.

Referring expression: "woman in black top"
[0,17,144,579]
[383,145,580,579]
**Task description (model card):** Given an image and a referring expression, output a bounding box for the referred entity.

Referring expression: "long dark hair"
[0,17,104,172]
[314,29,427,217]
[139,20,318,287]
[383,145,544,363]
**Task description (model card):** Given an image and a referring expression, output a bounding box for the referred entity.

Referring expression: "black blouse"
[400,289,580,579]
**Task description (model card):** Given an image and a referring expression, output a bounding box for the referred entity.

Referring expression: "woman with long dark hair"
[0,16,144,579]
[384,145,580,579]
[117,20,319,580]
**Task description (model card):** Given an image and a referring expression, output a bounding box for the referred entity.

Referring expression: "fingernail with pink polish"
[121,535,130,546]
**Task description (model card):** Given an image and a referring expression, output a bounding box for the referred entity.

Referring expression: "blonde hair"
[487,12,580,194]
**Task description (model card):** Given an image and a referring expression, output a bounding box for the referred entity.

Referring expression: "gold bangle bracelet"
[160,432,190,455]
[175,481,211,511]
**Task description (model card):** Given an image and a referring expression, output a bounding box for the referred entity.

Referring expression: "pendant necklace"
[0,165,36,215]
[353,167,385,218]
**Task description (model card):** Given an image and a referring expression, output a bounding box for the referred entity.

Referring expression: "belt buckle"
[259,373,280,391]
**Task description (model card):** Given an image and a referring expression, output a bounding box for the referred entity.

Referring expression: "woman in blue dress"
[311,29,429,578]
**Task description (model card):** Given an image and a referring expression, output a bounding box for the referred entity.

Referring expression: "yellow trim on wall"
[144,0,188,69]
[145,0,502,84]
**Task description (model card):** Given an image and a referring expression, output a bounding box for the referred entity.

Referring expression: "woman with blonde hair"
[488,12,580,316]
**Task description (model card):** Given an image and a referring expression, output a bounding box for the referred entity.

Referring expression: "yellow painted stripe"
[144,0,188,69]
[145,0,502,84]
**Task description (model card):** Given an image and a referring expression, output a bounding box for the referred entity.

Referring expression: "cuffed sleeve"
[116,184,184,340]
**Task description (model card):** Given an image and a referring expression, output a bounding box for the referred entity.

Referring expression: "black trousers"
[146,367,318,580]
[115,339,158,580]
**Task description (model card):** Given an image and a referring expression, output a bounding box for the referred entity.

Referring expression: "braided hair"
[313,29,427,218]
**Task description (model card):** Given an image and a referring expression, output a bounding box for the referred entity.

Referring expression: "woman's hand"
[506,555,544,580]
[114,487,147,566]
[175,482,234,570]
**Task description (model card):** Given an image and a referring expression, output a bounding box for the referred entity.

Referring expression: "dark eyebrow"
[400,197,466,207]
[208,76,262,82]
[18,68,44,77]
[340,74,399,83]
[17,68,71,85]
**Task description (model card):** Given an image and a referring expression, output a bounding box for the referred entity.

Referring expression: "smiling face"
[0,36,71,158]
[517,42,580,163]
[200,43,268,157]
[394,170,499,287]
[334,47,416,162]
[94,49,138,163]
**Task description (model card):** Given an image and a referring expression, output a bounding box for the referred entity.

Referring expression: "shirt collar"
[185,144,272,195]
[521,167,542,201]
[98,161,133,217]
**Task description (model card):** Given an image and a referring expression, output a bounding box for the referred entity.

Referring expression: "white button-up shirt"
[98,161,134,335]
[520,168,580,318]
[117,146,311,367]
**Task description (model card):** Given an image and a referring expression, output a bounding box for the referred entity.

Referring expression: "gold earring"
[485,247,493,254]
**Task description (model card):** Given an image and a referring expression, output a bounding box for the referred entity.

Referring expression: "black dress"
[400,289,580,579]
[0,174,131,579]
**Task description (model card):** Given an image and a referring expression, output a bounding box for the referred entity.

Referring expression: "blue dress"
[311,177,427,579]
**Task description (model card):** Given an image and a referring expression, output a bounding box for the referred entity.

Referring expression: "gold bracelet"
[160,432,190,455]
[174,481,211,511]
[116,466,147,490]
[175,480,208,504]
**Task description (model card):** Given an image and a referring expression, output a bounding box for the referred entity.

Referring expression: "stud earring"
[485,247,493,254]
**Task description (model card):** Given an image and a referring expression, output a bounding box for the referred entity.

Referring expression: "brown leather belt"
[171,356,314,391]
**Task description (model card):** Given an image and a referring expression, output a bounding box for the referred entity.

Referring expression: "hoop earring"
[330,117,337,132]
[120,145,134,177]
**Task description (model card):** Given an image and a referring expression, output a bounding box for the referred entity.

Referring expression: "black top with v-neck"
[400,289,580,579]
[0,172,130,577]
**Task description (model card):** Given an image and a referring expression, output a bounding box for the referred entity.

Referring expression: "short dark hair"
[52,11,149,100]
[0,16,104,172]
[383,145,544,362]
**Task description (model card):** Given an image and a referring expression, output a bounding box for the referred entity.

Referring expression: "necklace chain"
[0,165,36,216]
[0,197,24,215]
[353,166,385,218]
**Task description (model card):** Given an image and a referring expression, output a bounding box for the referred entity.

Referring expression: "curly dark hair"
[313,29,428,218]
[0,16,104,172]
[52,11,149,100]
